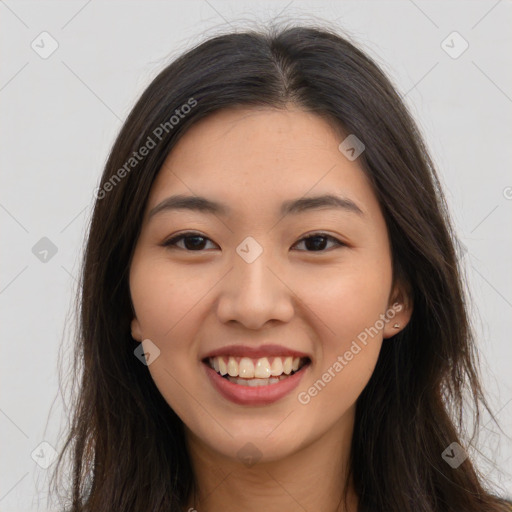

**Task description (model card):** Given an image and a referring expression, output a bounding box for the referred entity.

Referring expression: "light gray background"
[1,1,511,510]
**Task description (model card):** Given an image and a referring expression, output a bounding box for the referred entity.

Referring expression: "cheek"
[295,266,389,415]
[130,255,210,340]
[296,255,393,349]
[311,259,391,407]
[130,256,210,419]
[129,256,205,393]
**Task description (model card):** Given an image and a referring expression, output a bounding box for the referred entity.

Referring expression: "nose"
[215,244,295,330]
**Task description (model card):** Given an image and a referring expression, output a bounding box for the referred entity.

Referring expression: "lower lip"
[203,362,309,405]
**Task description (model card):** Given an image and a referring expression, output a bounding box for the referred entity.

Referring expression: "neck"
[183,407,358,512]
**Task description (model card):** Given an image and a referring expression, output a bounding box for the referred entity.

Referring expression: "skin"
[129,106,412,512]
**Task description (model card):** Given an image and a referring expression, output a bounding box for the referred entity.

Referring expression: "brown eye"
[161,232,344,252]
[162,232,218,251]
[293,233,344,252]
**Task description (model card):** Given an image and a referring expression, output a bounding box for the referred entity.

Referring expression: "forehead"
[146,106,379,221]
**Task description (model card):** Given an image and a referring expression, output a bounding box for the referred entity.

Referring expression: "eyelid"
[162,231,219,250]
[162,230,346,252]
[292,232,345,251]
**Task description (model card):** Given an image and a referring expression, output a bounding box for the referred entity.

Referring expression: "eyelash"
[161,231,345,252]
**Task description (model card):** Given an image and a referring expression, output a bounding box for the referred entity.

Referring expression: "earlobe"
[131,317,143,342]
[383,284,413,339]
[382,302,412,339]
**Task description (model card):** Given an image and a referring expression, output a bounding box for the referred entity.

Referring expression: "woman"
[50,24,512,512]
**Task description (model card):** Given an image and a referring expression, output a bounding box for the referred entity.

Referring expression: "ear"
[131,317,143,342]
[382,281,413,339]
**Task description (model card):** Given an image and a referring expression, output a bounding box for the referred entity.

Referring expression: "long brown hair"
[50,23,512,512]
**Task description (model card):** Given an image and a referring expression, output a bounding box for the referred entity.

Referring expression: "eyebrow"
[148,193,364,220]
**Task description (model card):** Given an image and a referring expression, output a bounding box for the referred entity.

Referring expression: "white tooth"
[270,357,284,376]
[218,357,228,376]
[226,375,286,386]
[254,357,271,378]
[227,356,238,377]
[212,357,220,372]
[283,356,293,375]
[238,357,255,378]
[292,357,300,371]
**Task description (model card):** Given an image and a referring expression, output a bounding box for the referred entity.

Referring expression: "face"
[129,106,411,463]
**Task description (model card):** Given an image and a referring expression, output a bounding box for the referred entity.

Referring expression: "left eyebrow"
[147,193,365,220]
[280,194,364,217]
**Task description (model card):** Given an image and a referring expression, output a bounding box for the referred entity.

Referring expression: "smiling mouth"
[204,355,311,387]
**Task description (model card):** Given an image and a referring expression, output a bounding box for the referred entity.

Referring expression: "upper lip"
[201,344,311,360]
